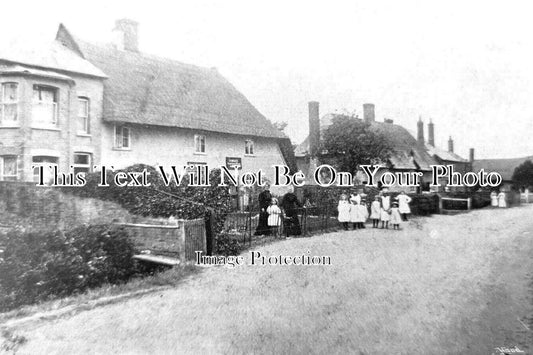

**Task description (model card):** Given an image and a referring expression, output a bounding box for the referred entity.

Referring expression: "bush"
[63,164,235,236]
[0,224,139,312]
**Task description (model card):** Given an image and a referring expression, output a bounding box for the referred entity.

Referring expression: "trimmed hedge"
[63,164,235,235]
[0,225,139,312]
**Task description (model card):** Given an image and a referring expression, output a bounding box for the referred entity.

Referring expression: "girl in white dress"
[390,202,402,230]
[396,191,412,221]
[380,194,391,229]
[490,191,498,207]
[337,194,351,230]
[267,198,282,236]
[370,196,381,228]
[497,191,507,208]
[356,199,369,229]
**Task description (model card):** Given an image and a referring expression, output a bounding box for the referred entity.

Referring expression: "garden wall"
[0,182,151,232]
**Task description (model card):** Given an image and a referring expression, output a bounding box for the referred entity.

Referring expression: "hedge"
[0,224,140,312]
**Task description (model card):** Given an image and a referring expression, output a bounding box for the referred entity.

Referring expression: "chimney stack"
[448,136,454,153]
[469,148,475,162]
[113,18,139,52]
[308,101,320,157]
[428,119,435,146]
[417,117,424,144]
[363,103,375,123]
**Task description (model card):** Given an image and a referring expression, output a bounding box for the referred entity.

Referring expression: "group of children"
[338,192,410,230]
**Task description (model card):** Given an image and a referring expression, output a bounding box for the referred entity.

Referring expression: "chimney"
[428,119,435,146]
[448,136,454,153]
[363,103,375,123]
[417,117,424,144]
[308,101,320,157]
[469,148,475,162]
[113,18,139,52]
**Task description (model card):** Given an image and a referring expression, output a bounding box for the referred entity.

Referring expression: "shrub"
[63,164,235,236]
[0,224,138,312]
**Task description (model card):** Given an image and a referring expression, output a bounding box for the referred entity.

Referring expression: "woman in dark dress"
[254,183,272,236]
[281,190,303,236]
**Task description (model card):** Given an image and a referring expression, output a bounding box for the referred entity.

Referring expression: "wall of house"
[0,71,104,182]
[99,123,288,189]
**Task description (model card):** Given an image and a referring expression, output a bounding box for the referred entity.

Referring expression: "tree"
[319,115,392,174]
[512,159,533,190]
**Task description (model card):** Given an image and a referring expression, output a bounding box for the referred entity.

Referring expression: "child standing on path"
[356,199,369,229]
[380,193,391,229]
[370,196,381,228]
[267,198,282,236]
[349,196,360,230]
[337,194,351,231]
[390,202,402,230]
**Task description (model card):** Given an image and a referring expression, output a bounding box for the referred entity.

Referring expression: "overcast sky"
[1,0,532,159]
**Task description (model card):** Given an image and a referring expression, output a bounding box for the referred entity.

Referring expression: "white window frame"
[77,97,90,135]
[245,139,255,156]
[1,156,18,181]
[0,82,19,126]
[32,156,59,184]
[32,85,59,127]
[194,134,206,154]
[73,153,92,175]
[114,125,131,149]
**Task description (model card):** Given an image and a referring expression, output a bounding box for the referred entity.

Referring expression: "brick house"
[0,19,291,188]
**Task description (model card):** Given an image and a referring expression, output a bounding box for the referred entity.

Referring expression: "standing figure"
[337,194,351,231]
[490,190,498,207]
[281,189,303,236]
[498,191,507,208]
[356,199,369,229]
[254,183,272,235]
[370,196,381,228]
[266,198,282,236]
[380,193,391,229]
[349,197,359,229]
[390,202,402,230]
[396,191,412,221]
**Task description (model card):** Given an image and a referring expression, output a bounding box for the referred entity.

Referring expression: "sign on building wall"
[225,157,242,170]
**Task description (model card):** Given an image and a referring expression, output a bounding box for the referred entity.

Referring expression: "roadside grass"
[0,263,199,324]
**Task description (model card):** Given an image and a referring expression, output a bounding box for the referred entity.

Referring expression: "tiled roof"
[294,114,438,171]
[0,38,106,78]
[473,155,533,181]
[58,26,284,139]
[425,143,468,163]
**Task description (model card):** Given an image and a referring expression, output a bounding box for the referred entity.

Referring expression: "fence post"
[324,204,329,232]
[177,220,187,264]
[205,208,215,256]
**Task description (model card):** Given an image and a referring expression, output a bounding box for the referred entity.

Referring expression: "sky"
[1,0,532,159]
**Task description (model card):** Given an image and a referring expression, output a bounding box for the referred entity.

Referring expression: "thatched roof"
[55,25,284,139]
[473,155,533,181]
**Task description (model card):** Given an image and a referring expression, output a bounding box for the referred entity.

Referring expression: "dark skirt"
[283,213,301,236]
[254,211,271,235]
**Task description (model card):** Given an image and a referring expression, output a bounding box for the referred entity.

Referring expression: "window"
[194,134,206,153]
[1,156,17,181]
[77,97,90,134]
[0,83,18,125]
[114,125,130,149]
[245,139,254,155]
[32,85,58,126]
[73,153,91,176]
[32,156,58,184]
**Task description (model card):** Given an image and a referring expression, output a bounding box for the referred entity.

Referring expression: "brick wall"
[0,182,143,231]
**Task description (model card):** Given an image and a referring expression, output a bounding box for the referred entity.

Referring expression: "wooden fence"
[116,218,206,265]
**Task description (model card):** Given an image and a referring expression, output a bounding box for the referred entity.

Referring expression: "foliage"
[63,164,235,235]
[512,159,533,190]
[319,116,393,174]
[214,232,245,256]
[0,225,139,312]
[277,137,299,174]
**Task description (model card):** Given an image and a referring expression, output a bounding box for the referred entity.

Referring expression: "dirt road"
[5,205,533,354]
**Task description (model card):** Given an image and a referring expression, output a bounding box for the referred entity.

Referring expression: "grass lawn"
[2,205,533,354]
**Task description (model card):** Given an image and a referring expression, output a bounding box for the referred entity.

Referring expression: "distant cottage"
[294,102,472,191]
[0,19,291,188]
